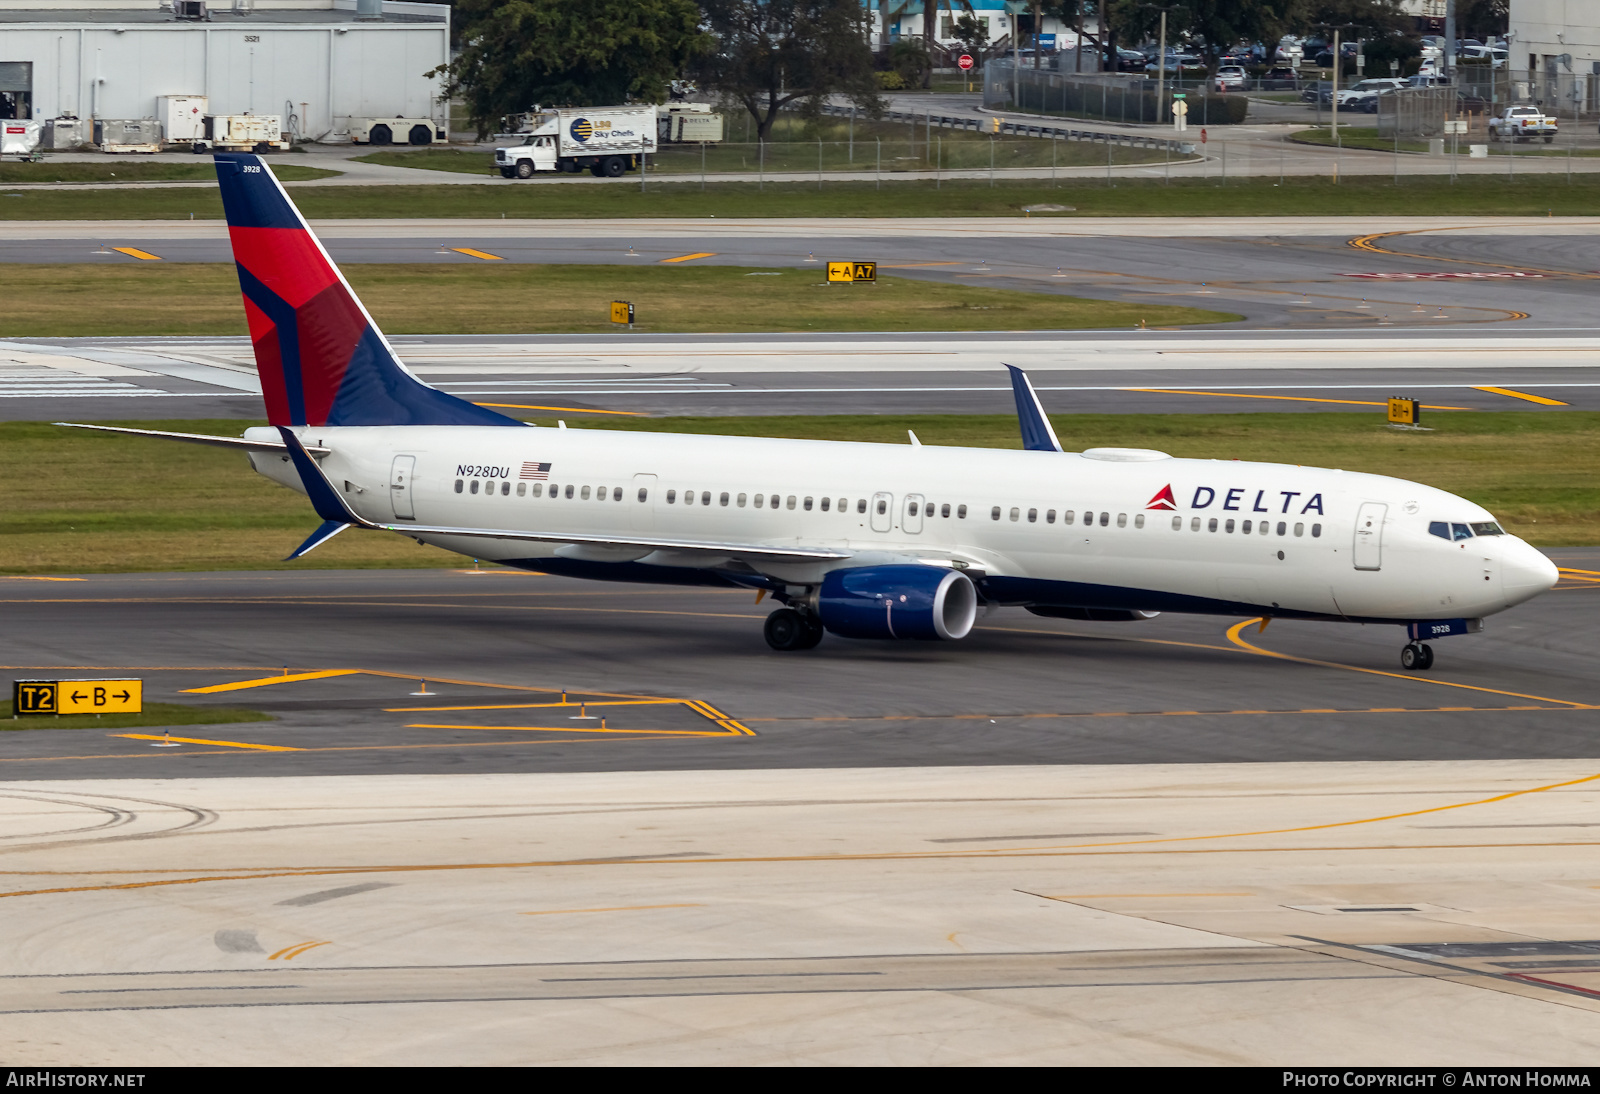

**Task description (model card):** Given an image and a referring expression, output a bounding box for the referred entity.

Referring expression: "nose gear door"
[1353,501,1386,571]
[389,455,416,520]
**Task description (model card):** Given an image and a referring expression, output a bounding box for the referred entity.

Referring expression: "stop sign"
[958,54,975,70]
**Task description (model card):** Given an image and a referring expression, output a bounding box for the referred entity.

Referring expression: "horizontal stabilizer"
[1006,364,1063,453]
[55,422,330,456]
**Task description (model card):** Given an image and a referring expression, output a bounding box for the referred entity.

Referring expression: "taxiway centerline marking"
[451,247,503,261]
[1474,386,1569,406]
[110,247,161,261]
[1224,619,1597,709]
[473,403,646,415]
[268,940,331,960]
[110,734,303,752]
[1125,388,1474,410]
[407,723,736,737]
[182,669,362,694]
[660,252,717,263]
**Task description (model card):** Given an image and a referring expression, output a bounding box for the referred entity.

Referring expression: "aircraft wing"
[274,426,851,563]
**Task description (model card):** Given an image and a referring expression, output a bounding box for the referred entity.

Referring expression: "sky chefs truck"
[495,107,657,178]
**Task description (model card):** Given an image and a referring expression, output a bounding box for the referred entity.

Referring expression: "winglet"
[1005,364,1063,452]
[284,519,351,560]
[275,427,377,528]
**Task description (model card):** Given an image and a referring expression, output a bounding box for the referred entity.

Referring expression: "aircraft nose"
[1503,542,1559,604]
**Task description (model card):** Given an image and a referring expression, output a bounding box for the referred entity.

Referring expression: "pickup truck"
[1488,105,1557,143]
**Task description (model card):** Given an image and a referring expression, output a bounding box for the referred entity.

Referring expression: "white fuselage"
[245,425,1557,624]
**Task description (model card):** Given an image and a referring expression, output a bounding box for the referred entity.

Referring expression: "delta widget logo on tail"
[1146,484,1325,515]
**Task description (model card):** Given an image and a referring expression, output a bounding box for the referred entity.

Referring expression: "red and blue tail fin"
[213,152,522,429]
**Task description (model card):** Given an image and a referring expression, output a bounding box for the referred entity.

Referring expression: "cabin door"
[870,492,894,533]
[903,493,925,534]
[1353,502,1386,571]
[389,455,416,520]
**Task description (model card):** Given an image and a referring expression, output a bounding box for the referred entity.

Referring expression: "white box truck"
[158,96,208,145]
[190,114,289,154]
[658,103,724,143]
[495,106,657,178]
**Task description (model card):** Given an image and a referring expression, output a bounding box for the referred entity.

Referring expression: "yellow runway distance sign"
[826,261,877,284]
[12,679,142,716]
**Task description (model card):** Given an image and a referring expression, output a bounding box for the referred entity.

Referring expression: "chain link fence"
[982,59,1248,126]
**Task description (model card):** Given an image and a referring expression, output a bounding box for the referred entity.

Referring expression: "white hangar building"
[0,0,450,139]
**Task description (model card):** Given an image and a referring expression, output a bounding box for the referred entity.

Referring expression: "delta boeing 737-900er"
[59,154,1559,670]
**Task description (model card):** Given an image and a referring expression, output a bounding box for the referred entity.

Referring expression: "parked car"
[1300,80,1330,103]
[1115,48,1147,72]
[1406,73,1453,88]
[1336,78,1406,106]
[1214,65,1248,91]
[1260,65,1300,90]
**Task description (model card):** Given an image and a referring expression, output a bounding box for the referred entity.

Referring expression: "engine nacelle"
[816,565,978,641]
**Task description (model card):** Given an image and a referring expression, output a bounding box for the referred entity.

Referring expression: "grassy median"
[0,263,1237,338]
[1,411,1596,575]
[0,161,341,184]
[8,174,1600,220]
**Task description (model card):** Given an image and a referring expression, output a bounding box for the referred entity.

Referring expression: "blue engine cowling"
[816,565,979,641]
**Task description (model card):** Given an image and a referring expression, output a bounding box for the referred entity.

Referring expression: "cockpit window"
[1451,523,1474,541]
[1428,521,1449,540]
[1470,521,1504,536]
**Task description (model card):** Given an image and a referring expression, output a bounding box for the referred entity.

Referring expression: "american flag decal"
[520,461,552,480]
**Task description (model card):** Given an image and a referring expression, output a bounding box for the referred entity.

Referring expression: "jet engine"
[816,565,978,641]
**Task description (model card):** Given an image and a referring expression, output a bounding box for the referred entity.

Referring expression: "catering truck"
[495,106,657,178]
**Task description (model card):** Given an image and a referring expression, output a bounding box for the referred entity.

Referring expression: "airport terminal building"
[0,0,449,139]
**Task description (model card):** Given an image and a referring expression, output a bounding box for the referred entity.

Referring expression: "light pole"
[1318,23,1360,147]
[1142,5,1181,125]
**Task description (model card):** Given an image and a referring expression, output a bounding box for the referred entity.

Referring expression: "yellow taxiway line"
[111,734,302,752]
[111,246,161,261]
[1474,386,1569,406]
[182,669,361,694]
[451,247,503,261]
[660,251,717,263]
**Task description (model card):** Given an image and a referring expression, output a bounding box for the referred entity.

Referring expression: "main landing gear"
[1401,642,1435,671]
[764,608,823,651]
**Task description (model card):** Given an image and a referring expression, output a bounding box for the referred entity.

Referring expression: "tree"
[695,0,883,139]
[1456,0,1508,42]
[1105,0,1296,76]
[436,0,710,136]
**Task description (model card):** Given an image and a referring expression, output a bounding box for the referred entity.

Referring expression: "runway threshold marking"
[451,247,503,261]
[660,252,717,263]
[1474,386,1570,406]
[1223,618,1597,709]
[110,734,303,752]
[1124,388,1475,411]
[474,403,646,415]
[182,669,362,694]
[110,247,161,261]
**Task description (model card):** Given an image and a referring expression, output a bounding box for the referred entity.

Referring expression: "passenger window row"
[1174,514,1322,538]
[453,479,624,501]
[991,507,1144,530]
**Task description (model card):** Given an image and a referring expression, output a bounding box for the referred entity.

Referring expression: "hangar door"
[1352,502,1386,571]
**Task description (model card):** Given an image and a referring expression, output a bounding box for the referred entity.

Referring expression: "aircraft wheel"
[1401,643,1423,670]
[1417,643,1435,670]
[796,615,824,649]
[764,608,808,651]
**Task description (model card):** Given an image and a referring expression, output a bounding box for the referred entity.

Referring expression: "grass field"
[0,264,1237,338]
[0,161,341,184]
[0,700,270,732]
[8,173,1600,220]
[2,411,1595,575]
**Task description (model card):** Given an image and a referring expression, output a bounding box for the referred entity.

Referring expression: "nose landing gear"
[1401,642,1434,671]
[764,607,823,651]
